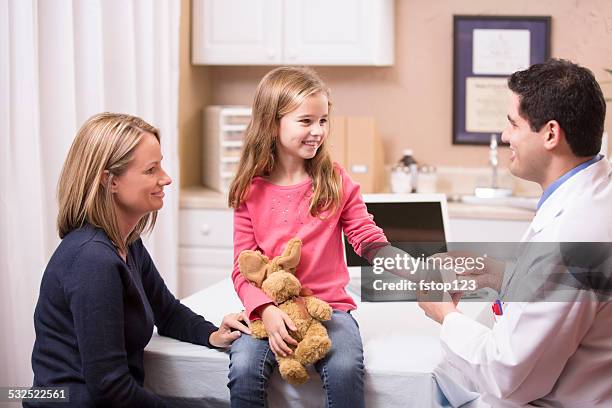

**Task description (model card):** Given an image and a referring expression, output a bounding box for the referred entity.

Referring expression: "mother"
[27,113,249,407]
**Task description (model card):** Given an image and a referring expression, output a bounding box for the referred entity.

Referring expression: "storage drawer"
[179,265,231,298]
[179,209,233,248]
[179,247,234,268]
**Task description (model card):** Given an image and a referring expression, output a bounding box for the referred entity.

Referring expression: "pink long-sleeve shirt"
[232,165,388,320]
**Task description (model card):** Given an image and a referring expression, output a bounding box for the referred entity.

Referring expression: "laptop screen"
[344,194,449,267]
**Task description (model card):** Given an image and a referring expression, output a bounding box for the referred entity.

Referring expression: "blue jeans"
[228,310,364,408]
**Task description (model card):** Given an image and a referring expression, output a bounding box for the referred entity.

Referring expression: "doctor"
[419,59,612,407]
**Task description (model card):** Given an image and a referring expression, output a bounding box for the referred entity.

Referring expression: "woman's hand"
[261,305,298,357]
[208,311,251,348]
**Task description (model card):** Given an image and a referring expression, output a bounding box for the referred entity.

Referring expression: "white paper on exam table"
[144,278,488,407]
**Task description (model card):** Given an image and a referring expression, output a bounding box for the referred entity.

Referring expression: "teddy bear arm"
[250,319,268,339]
[304,296,333,321]
[277,355,309,385]
[294,322,331,366]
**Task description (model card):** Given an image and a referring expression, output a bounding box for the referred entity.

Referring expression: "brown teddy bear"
[238,238,333,385]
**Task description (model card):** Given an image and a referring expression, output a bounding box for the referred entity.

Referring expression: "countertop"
[180,187,535,221]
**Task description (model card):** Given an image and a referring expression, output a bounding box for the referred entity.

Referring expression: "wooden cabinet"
[192,0,394,66]
[178,208,234,297]
[192,0,282,65]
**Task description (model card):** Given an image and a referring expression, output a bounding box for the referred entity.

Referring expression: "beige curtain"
[0,0,181,389]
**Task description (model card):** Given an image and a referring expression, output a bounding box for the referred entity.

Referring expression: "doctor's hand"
[432,251,505,294]
[208,311,251,348]
[418,292,462,324]
[261,305,298,357]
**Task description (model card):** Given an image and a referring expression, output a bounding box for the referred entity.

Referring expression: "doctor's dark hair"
[508,59,606,157]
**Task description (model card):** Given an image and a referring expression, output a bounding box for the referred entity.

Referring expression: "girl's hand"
[208,311,251,348]
[261,305,298,357]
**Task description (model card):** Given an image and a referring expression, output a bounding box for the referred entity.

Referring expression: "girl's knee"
[322,348,364,379]
[329,359,364,378]
[229,353,255,378]
[229,335,273,379]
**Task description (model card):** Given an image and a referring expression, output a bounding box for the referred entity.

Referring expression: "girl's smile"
[277,92,329,161]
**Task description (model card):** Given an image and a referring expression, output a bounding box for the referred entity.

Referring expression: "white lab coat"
[437,158,612,407]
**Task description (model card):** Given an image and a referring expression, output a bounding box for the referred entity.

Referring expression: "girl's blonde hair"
[57,112,160,251]
[228,66,341,217]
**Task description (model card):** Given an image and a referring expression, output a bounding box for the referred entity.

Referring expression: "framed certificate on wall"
[452,15,551,145]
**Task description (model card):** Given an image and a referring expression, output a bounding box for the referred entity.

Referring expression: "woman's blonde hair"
[228,66,341,217]
[57,112,160,251]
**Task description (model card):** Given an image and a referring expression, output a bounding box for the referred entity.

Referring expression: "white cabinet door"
[179,208,233,248]
[192,0,282,65]
[284,0,394,65]
[192,0,393,66]
[178,208,234,297]
[180,265,230,298]
[179,247,234,268]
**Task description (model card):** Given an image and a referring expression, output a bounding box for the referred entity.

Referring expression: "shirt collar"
[537,155,603,210]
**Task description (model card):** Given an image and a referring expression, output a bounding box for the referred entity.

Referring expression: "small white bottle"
[417,165,437,193]
[390,164,412,193]
[390,149,418,193]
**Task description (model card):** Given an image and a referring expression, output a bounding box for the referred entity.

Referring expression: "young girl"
[227,67,388,407]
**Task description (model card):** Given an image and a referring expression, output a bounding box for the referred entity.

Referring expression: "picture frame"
[452,15,551,145]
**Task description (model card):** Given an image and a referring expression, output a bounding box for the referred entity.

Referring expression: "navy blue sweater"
[27,224,219,407]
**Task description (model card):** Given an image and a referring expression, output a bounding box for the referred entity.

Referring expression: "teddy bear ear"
[275,238,302,274]
[238,251,269,288]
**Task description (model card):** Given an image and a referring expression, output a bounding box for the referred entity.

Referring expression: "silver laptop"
[344,193,450,301]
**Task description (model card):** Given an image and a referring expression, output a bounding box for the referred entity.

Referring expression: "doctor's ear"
[542,120,563,151]
[100,170,118,193]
